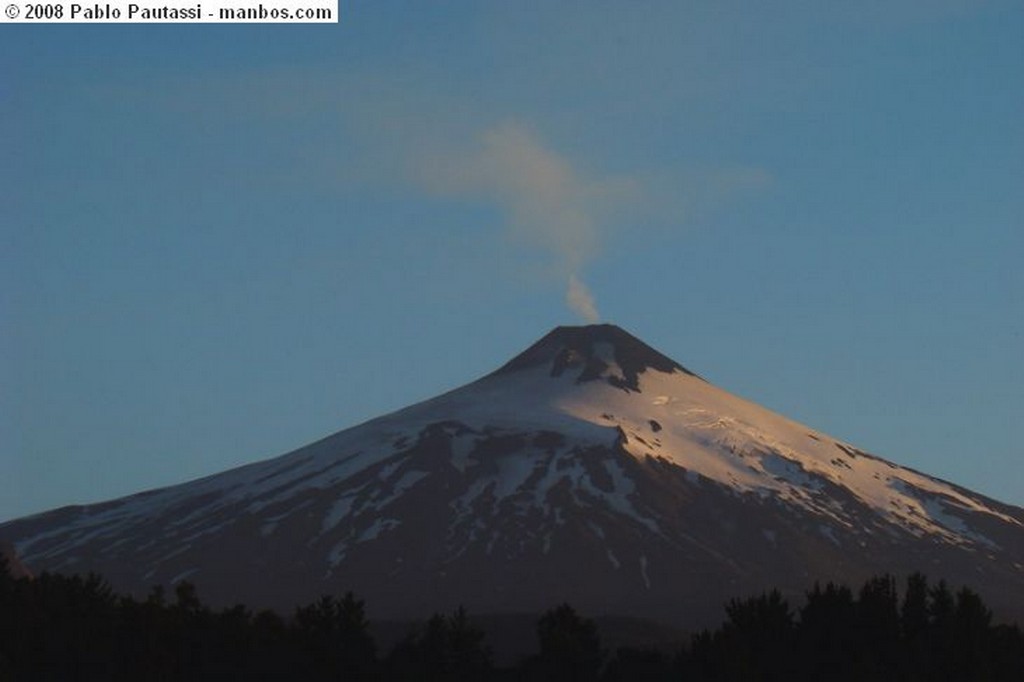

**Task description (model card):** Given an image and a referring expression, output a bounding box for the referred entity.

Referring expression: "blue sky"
[2,1,1022,521]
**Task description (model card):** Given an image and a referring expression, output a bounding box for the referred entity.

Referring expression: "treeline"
[2,557,1022,680]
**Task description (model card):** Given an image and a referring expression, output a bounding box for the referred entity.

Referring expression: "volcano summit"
[3,325,1023,627]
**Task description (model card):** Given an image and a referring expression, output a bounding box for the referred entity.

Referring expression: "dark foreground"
[1,557,1021,681]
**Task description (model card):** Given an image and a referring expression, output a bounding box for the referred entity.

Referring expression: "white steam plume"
[566,274,600,323]
[415,120,639,322]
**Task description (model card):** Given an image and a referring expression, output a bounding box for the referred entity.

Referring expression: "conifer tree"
[532,603,603,682]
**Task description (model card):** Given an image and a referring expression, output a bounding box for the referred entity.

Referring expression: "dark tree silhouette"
[798,582,857,680]
[384,607,492,681]
[854,574,900,678]
[529,603,603,682]
[293,592,377,680]
[691,589,796,681]
[2,557,1023,681]
[901,572,930,639]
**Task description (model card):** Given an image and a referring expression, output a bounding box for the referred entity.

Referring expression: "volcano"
[2,324,1023,627]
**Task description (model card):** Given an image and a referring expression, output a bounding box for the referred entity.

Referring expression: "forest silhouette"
[2,556,1022,680]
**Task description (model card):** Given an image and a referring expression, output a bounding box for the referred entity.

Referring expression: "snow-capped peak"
[3,323,1022,627]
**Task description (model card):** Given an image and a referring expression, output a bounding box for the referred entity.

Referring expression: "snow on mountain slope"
[2,325,1023,627]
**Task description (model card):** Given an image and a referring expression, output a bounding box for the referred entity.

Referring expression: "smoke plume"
[415,121,638,322]
[566,274,600,323]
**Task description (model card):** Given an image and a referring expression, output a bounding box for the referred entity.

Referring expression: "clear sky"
[2,1,1022,521]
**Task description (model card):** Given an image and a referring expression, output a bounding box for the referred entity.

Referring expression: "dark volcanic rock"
[493,324,699,391]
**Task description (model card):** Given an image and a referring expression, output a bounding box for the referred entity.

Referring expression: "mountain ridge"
[2,324,1022,628]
